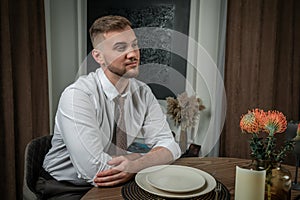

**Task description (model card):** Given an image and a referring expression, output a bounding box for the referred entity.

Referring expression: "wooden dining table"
[81,157,300,200]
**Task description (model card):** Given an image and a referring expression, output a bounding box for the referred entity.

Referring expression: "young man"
[38,15,181,199]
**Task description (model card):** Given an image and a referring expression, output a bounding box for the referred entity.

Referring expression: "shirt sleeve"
[142,90,181,160]
[56,87,112,185]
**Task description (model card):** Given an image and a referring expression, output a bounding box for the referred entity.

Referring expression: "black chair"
[23,135,53,200]
[285,121,300,190]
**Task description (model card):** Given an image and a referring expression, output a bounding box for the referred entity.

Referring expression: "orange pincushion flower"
[252,108,266,130]
[240,110,261,133]
[261,110,287,135]
[240,108,292,163]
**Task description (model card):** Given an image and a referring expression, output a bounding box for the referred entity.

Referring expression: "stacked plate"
[135,165,217,199]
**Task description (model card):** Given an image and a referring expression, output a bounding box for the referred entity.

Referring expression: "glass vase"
[265,162,292,200]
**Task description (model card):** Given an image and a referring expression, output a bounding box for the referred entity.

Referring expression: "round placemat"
[121,179,230,200]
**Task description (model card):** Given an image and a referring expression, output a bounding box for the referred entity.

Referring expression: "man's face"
[97,26,140,78]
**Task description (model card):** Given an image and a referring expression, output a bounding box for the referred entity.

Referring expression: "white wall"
[45,0,86,133]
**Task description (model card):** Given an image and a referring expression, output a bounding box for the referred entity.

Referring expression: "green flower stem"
[267,183,271,200]
[250,133,264,160]
[265,132,275,161]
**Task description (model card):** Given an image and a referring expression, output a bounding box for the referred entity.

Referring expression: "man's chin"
[123,68,139,78]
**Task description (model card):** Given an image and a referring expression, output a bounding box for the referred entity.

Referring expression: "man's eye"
[115,45,127,52]
[132,43,138,49]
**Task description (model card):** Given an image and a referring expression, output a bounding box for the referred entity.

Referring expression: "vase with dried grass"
[166,92,205,154]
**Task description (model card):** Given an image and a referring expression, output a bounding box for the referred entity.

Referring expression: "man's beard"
[106,62,139,78]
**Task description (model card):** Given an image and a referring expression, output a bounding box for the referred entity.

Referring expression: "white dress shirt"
[43,68,181,185]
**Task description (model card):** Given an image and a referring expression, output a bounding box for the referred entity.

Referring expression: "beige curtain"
[220,0,300,165]
[0,0,49,199]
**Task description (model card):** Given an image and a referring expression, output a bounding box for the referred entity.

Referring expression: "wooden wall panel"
[220,0,300,165]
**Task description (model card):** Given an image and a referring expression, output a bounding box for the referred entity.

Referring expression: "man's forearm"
[132,146,174,172]
[124,153,142,161]
[95,146,175,186]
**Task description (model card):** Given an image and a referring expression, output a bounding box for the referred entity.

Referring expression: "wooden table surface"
[81,157,300,200]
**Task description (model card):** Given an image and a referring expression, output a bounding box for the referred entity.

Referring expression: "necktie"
[111,96,127,155]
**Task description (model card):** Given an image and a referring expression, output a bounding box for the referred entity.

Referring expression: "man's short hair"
[89,15,132,48]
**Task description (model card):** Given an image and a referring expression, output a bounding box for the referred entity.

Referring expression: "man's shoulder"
[130,78,150,91]
[63,72,100,96]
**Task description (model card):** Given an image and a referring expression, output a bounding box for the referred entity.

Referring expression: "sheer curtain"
[185,0,228,156]
[0,0,49,199]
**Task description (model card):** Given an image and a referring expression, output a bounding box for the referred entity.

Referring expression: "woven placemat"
[121,179,230,200]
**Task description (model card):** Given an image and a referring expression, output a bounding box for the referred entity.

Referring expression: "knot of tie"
[115,95,125,108]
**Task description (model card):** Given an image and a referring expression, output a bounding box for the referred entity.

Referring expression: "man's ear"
[92,49,105,66]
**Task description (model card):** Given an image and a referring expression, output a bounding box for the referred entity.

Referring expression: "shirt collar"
[96,68,131,101]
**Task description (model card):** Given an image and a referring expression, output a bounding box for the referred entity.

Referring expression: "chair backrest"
[285,121,300,154]
[23,135,53,199]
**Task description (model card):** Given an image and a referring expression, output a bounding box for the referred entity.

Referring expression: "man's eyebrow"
[112,38,138,49]
[113,38,138,45]
[113,42,127,47]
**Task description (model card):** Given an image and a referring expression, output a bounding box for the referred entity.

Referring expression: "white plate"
[146,165,206,193]
[135,165,217,199]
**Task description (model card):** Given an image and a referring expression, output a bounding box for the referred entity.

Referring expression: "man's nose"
[126,48,139,59]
